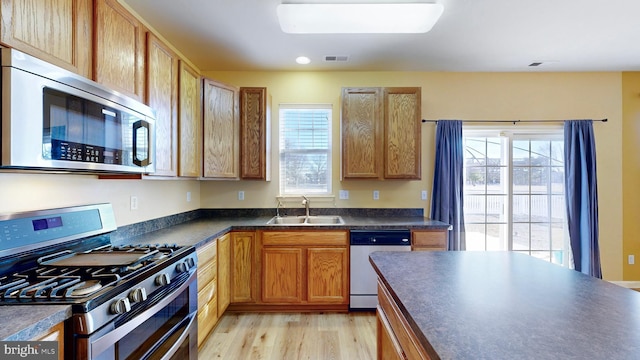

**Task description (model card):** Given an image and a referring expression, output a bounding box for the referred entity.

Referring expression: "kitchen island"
[370,251,640,359]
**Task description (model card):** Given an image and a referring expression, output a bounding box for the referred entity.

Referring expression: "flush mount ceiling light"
[277,2,444,34]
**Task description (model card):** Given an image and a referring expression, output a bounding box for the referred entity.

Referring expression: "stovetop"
[0,203,197,313]
[0,244,192,306]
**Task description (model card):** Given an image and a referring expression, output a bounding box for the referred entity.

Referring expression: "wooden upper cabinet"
[341,87,421,180]
[341,87,383,179]
[94,0,145,101]
[0,0,92,78]
[384,87,421,179]
[145,33,178,177]
[178,61,201,177]
[239,87,271,180]
[203,78,239,179]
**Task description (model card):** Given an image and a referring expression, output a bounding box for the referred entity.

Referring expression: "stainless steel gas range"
[0,203,198,360]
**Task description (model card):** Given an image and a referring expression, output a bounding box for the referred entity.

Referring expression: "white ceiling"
[122,0,640,72]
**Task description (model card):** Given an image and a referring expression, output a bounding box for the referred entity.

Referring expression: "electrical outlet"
[130,196,138,210]
[373,190,379,200]
[339,190,349,199]
[238,191,245,201]
[421,190,428,201]
[186,192,192,202]
[629,255,635,265]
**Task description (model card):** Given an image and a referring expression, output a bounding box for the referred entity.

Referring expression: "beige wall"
[0,173,201,226]
[203,70,623,280]
[622,72,640,279]
[0,70,625,280]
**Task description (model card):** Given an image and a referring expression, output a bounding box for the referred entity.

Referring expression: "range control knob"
[176,261,190,273]
[185,257,196,268]
[128,287,147,303]
[110,298,131,314]
[155,273,171,286]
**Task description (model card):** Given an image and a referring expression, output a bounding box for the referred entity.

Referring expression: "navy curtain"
[564,120,602,278]
[431,120,465,250]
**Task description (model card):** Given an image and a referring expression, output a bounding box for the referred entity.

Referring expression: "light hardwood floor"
[198,312,377,360]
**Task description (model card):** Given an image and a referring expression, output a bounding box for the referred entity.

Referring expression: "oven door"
[73,271,197,360]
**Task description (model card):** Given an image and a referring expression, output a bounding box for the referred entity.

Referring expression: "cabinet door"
[146,33,178,177]
[239,87,271,180]
[0,0,92,78]
[411,230,447,251]
[94,0,144,101]
[341,87,383,179]
[383,87,421,179]
[217,233,231,314]
[33,322,64,360]
[262,247,303,303]
[307,247,348,304]
[178,61,201,177]
[231,232,256,303]
[203,78,239,179]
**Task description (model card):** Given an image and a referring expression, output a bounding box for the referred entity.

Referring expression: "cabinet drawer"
[197,239,218,266]
[378,281,431,360]
[262,231,348,246]
[197,295,218,347]
[411,230,447,250]
[197,259,218,292]
[198,278,217,310]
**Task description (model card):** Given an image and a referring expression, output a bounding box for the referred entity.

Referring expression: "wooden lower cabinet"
[231,231,257,303]
[262,247,303,303]
[32,322,64,360]
[196,239,217,347]
[377,280,431,359]
[411,229,447,251]
[261,231,349,307]
[217,233,231,314]
[307,247,348,303]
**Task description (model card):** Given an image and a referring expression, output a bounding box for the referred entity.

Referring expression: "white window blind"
[279,104,332,195]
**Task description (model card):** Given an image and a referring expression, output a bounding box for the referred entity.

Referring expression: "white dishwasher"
[349,229,411,310]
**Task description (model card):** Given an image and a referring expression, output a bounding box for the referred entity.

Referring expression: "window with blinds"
[279,104,332,195]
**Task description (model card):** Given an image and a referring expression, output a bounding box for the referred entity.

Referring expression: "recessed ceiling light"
[277,3,444,34]
[296,56,311,64]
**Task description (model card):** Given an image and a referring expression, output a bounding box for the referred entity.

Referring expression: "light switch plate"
[339,190,349,199]
[238,191,245,201]
[373,190,379,200]
[421,190,428,201]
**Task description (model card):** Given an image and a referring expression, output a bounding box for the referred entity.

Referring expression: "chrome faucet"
[302,195,310,218]
[276,200,284,217]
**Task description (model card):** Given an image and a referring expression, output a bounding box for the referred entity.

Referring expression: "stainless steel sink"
[266,215,344,225]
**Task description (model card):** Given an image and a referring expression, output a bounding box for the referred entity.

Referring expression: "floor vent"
[324,55,349,62]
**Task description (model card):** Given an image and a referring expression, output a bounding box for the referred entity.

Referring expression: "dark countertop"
[0,305,71,341]
[113,215,450,248]
[369,251,640,359]
[3,215,449,341]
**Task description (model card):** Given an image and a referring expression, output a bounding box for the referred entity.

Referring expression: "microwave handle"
[133,120,151,167]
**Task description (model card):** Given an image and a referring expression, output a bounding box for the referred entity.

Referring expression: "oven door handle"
[150,311,196,360]
[91,270,196,357]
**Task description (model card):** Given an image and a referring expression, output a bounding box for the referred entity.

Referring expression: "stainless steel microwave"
[1,48,155,173]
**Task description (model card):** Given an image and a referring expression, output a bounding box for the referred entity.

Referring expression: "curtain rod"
[421,118,608,124]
